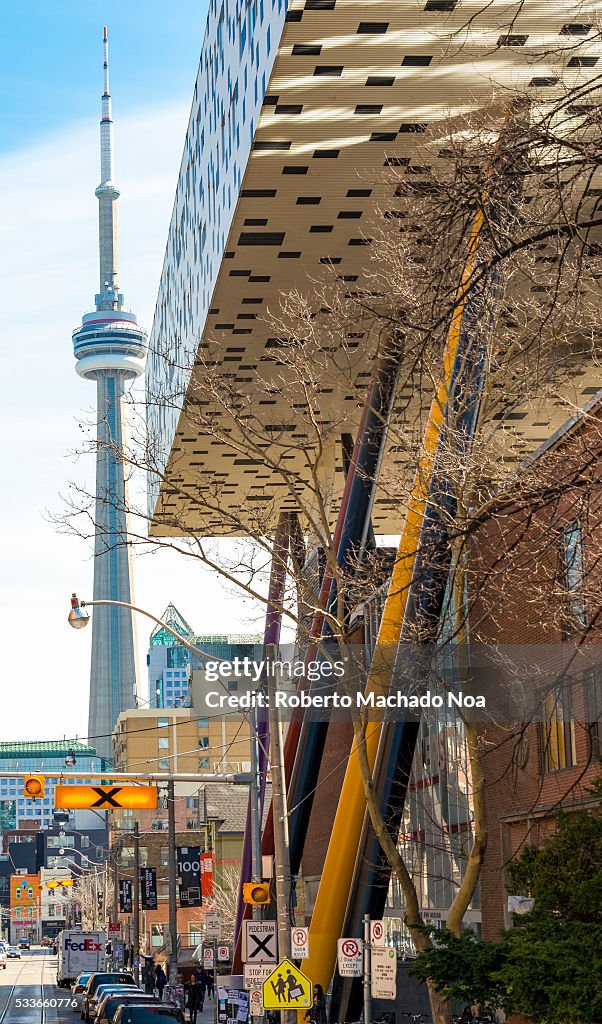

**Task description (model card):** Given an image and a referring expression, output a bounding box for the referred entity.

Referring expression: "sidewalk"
[173,993,216,1024]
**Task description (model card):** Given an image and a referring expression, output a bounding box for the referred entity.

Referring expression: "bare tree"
[58,66,602,1023]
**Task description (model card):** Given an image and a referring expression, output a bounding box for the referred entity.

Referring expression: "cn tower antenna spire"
[95,24,120,311]
[71,30,148,760]
[103,25,110,96]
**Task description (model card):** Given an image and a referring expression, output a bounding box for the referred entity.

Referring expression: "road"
[0,948,75,1023]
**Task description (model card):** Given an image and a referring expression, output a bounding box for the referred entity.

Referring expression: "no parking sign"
[291,927,309,959]
[337,938,363,977]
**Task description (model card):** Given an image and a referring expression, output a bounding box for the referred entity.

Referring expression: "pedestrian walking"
[304,984,327,1024]
[187,974,203,1024]
[142,957,155,994]
[155,963,168,1000]
[205,967,215,1000]
[197,969,208,1006]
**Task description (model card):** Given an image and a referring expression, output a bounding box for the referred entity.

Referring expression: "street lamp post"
[68,592,262,986]
[167,779,178,984]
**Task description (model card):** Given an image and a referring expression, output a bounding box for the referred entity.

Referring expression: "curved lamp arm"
[69,594,211,661]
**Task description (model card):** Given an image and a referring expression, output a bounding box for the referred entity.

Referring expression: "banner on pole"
[201,851,214,897]
[140,867,157,910]
[177,846,202,907]
[119,879,132,914]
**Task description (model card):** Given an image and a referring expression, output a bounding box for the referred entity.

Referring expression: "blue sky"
[1,1,207,154]
[0,1,260,742]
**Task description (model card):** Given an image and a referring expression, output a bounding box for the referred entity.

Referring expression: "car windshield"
[90,974,135,993]
[96,984,138,998]
[103,995,160,1019]
[118,1011,182,1022]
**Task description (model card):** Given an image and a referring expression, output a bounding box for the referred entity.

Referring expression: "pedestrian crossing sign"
[262,958,312,1010]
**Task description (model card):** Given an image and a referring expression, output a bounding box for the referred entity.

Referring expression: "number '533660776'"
[15,998,77,1008]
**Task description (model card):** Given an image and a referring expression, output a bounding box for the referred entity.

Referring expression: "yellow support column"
[300,208,485,996]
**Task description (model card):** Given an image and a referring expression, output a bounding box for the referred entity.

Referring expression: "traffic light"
[242,882,271,905]
[23,775,45,801]
[97,891,104,909]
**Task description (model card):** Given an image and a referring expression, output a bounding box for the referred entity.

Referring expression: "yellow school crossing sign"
[262,958,312,1010]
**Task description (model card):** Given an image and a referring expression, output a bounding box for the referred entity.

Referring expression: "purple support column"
[233,512,290,962]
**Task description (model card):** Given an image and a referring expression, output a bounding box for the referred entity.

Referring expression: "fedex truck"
[56,929,107,986]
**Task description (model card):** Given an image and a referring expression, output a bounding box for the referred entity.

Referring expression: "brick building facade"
[470,402,602,939]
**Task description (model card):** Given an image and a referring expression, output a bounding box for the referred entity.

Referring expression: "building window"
[585,668,602,754]
[160,847,169,867]
[197,718,209,729]
[199,736,210,749]
[158,738,170,750]
[158,718,169,728]
[562,521,586,628]
[541,686,576,772]
[189,928,203,945]
[48,836,74,848]
[199,757,210,769]
[158,757,170,770]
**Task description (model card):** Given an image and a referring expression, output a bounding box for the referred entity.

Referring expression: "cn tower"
[72,28,147,759]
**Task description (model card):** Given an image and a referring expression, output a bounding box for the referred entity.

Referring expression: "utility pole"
[104,858,110,929]
[249,707,264,1024]
[133,822,140,983]
[250,707,263,888]
[167,778,178,983]
[363,914,372,1024]
[113,844,119,923]
[265,643,293,1023]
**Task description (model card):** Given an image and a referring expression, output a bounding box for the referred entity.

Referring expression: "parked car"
[96,993,162,1024]
[6,946,21,959]
[88,984,138,1022]
[18,940,30,950]
[113,1006,185,1024]
[0,948,6,970]
[71,972,93,1013]
[81,974,136,1023]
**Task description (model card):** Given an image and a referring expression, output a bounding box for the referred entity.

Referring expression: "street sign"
[243,964,272,989]
[218,945,230,962]
[371,946,397,1000]
[243,921,277,963]
[337,938,363,977]
[249,988,264,1017]
[54,784,158,810]
[205,911,222,939]
[262,958,312,1010]
[291,926,309,960]
[203,946,215,969]
[371,920,385,947]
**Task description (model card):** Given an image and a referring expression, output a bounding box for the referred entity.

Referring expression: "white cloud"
[0,101,252,743]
